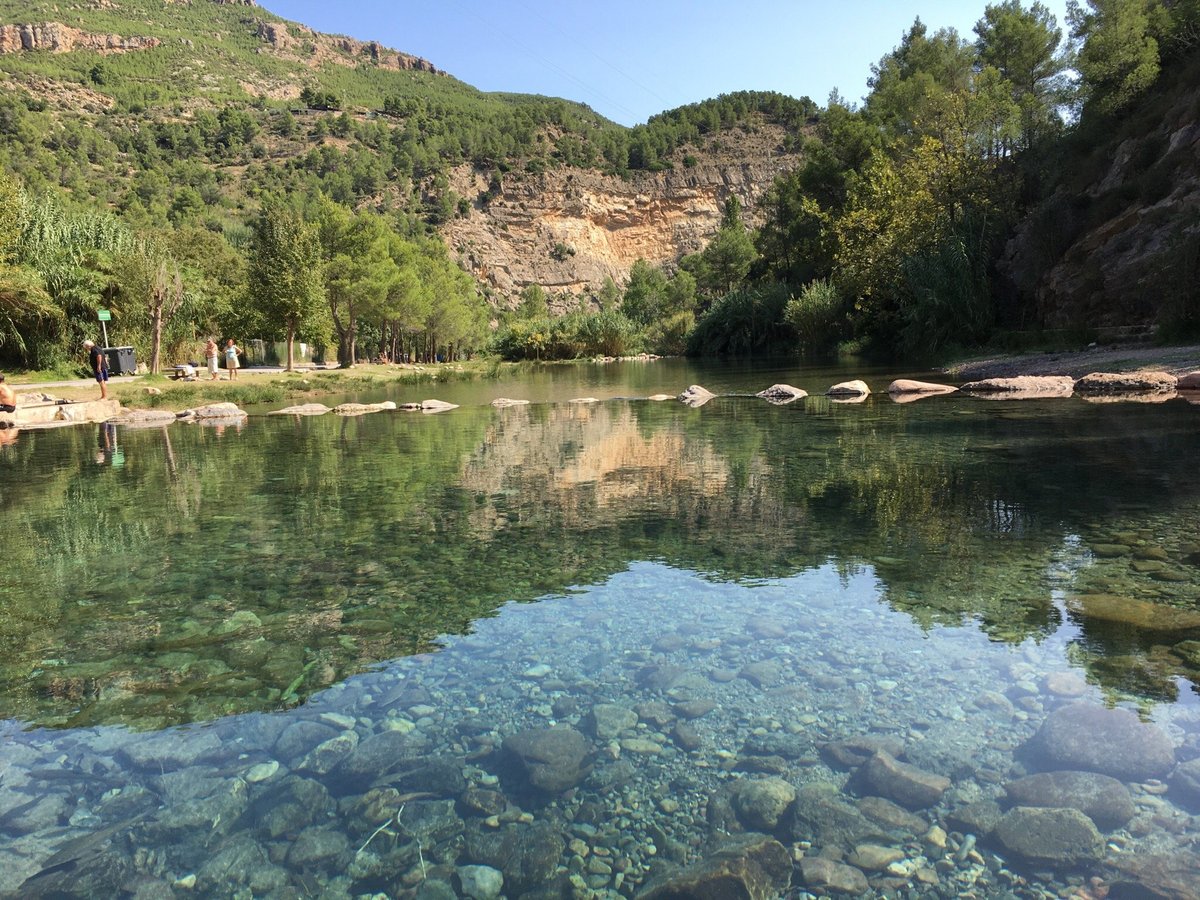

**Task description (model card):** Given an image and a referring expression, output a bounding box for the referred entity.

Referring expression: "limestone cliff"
[253,21,441,76]
[444,124,803,304]
[0,23,160,54]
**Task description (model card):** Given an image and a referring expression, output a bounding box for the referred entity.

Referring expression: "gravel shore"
[944,343,1200,381]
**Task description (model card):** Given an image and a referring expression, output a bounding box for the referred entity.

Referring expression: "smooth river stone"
[1029,703,1175,780]
[1064,593,1200,632]
[1004,771,1135,829]
[731,777,797,831]
[640,834,793,900]
[678,384,716,407]
[861,751,950,809]
[756,384,808,402]
[992,807,1103,863]
[887,379,957,396]
[827,379,870,396]
[1073,371,1178,394]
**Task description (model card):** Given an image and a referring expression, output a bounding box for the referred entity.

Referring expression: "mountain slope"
[0,1,813,303]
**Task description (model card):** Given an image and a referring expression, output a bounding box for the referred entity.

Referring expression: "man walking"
[83,340,109,399]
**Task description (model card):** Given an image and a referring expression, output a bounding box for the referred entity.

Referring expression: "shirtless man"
[0,373,16,427]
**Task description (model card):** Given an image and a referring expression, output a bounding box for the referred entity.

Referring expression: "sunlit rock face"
[443,124,803,305]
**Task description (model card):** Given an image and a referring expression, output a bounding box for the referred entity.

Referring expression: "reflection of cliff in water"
[1,397,1199,727]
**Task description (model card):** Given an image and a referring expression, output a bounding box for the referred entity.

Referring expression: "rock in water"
[992,807,1103,864]
[731,777,797,832]
[1073,371,1178,394]
[1004,771,1135,829]
[586,703,637,740]
[756,384,807,403]
[827,379,870,396]
[799,857,869,895]
[502,726,590,793]
[958,376,1074,398]
[678,384,716,407]
[887,379,957,396]
[269,404,330,416]
[1026,704,1175,780]
[639,833,792,900]
[458,864,503,900]
[790,782,891,850]
[860,751,950,809]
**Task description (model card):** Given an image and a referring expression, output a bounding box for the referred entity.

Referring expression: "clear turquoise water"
[1,360,1198,898]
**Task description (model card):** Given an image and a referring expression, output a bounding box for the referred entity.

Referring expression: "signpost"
[97,308,110,348]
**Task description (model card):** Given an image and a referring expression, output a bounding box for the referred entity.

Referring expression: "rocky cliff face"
[254,21,441,76]
[0,23,160,54]
[1002,82,1200,329]
[444,125,802,304]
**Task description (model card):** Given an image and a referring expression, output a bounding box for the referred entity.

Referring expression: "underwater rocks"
[1027,703,1176,781]
[859,751,950,810]
[730,778,796,832]
[639,833,791,900]
[992,807,1104,864]
[799,856,871,894]
[1003,771,1135,829]
[501,725,590,793]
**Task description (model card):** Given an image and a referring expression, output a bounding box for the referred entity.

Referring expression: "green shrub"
[686,283,794,356]
[783,279,844,355]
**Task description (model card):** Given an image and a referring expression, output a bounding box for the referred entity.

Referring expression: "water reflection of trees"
[1,399,1198,726]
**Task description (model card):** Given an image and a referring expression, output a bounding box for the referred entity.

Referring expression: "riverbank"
[12,360,507,412]
[944,343,1200,380]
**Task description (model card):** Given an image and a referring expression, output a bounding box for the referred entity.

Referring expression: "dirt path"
[944,344,1200,381]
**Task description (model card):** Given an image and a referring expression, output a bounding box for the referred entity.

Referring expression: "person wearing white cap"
[83,340,109,399]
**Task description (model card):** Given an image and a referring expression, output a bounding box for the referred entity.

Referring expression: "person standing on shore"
[83,340,109,399]
[225,339,241,380]
[205,338,220,380]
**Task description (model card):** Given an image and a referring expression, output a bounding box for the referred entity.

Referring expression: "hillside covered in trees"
[0,0,1197,372]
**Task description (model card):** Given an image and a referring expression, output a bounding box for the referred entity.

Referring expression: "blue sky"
[263,1,1071,126]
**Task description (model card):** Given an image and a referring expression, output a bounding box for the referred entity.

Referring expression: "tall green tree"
[975,0,1069,150]
[316,200,398,367]
[248,202,327,371]
[621,259,668,325]
[1069,0,1161,116]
